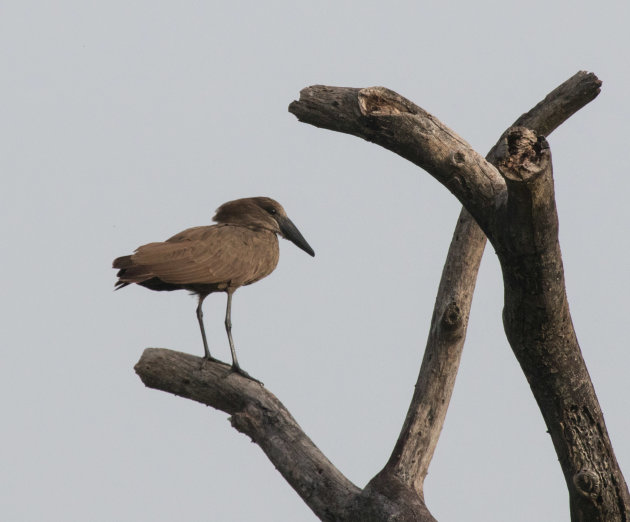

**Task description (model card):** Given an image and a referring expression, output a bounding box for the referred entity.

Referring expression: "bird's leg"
[196,294,216,361]
[224,289,240,369]
[224,290,262,384]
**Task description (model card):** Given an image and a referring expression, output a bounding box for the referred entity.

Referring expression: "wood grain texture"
[135,349,361,522]
[134,72,627,521]
[370,72,604,496]
[289,71,629,520]
[290,86,503,236]
[493,127,629,521]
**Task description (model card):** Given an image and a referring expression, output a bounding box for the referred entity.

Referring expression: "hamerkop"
[113,197,314,377]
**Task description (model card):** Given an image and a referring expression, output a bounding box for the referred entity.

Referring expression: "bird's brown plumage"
[113,224,280,293]
[113,196,314,378]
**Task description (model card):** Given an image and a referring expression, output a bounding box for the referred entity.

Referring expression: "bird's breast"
[228,227,280,287]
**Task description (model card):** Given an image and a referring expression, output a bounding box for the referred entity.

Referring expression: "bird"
[113,196,315,379]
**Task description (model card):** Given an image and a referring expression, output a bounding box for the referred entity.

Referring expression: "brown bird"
[113,197,314,377]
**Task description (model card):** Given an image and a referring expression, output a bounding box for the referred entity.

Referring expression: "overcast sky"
[2,1,629,521]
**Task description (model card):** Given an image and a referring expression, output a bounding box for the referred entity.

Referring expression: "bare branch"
[135,348,360,522]
[374,208,486,493]
[487,71,603,159]
[290,70,629,520]
[511,70,602,136]
[290,86,503,235]
[135,71,620,521]
[493,129,630,520]
[290,71,605,498]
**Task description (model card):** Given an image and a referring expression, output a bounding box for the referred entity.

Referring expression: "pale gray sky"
[2,1,629,521]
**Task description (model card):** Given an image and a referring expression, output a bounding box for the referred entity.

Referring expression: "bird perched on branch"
[113,197,315,379]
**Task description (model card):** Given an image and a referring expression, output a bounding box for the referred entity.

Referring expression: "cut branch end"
[494,127,551,184]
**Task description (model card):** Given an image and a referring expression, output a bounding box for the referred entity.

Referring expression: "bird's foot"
[199,355,225,371]
[230,365,264,386]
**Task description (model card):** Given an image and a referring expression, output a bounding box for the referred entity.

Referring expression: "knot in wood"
[573,469,601,499]
[440,301,462,332]
[229,404,264,440]
[450,150,466,166]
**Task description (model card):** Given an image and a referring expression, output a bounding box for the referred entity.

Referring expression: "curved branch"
[511,71,602,136]
[134,348,361,521]
[289,86,503,235]
[373,208,486,494]
[290,70,629,521]
[290,71,605,500]
[134,71,618,521]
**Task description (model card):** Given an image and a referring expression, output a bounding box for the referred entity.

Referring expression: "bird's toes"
[230,366,264,386]
[198,356,224,371]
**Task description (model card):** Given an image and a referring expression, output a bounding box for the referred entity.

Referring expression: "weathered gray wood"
[289,86,503,236]
[134,72,626,521]
[289,72,629,520]
[135,348,361,522]
[511,71,603,137]
[372,208,486,495]
[493,127,629,521]
[374,71,604,496]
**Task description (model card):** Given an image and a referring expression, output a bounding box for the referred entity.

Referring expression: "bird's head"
[213,197,315,257]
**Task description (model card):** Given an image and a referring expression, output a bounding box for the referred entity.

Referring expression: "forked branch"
[135,72,628,521]
[290,71,604,497]
[289,72,629,520]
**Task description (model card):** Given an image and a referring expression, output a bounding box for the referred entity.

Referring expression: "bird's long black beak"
[277,215,315,257]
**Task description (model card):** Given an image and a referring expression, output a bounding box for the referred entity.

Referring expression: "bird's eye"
[267,207,277,215]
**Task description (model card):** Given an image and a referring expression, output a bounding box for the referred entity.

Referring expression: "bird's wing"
[128,224,278,286]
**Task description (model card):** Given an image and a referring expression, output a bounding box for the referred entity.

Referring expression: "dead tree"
[134,71,629,521]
